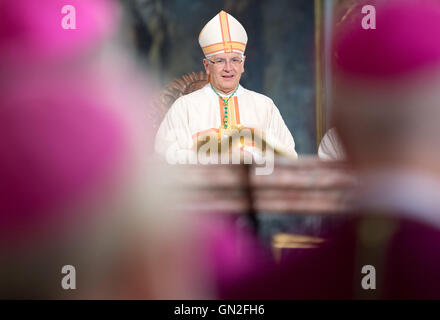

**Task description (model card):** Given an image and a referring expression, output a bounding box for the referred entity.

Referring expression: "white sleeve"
[266,102,298,159]
[154,97,197,163]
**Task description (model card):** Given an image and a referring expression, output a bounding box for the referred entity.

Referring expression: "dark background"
[120,0,317,155]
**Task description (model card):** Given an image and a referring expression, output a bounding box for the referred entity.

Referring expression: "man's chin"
[219,82,239,92]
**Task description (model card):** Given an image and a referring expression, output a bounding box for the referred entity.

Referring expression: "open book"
[194,126,297,163]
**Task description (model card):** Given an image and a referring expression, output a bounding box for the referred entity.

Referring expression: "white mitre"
[198,10,248,57]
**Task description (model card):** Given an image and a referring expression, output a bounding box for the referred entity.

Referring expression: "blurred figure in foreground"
[220,0,440,299]
[0,0,212,299]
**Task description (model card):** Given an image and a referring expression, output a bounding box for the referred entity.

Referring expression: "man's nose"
[223,61,233,71]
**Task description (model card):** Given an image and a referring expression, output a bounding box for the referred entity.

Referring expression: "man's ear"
[202,58,210,75]
[241,55,246,73]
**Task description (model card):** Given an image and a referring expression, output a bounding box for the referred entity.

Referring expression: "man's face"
[203,52,245,94]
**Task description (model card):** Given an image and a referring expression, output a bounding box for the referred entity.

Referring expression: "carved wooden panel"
[152,71,208,132]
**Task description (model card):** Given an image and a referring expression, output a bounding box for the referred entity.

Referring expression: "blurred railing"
[171,156,357,215]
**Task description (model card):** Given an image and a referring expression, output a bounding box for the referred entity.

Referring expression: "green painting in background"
[121,0,316,154]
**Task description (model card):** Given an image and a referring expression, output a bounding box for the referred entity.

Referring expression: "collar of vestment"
[203,83,245,98]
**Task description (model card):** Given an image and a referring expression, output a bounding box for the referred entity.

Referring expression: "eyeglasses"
[207,57,243,67]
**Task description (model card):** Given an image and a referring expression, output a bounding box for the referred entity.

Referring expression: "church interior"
[2,0,440,301]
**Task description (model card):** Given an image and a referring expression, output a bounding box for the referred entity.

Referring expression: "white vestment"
[155,83,297,161]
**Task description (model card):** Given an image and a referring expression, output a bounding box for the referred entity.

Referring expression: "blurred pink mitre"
[0,0,117,63]
[0,76,145,246]
[331,0,440,170]
[333,0,440,80]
